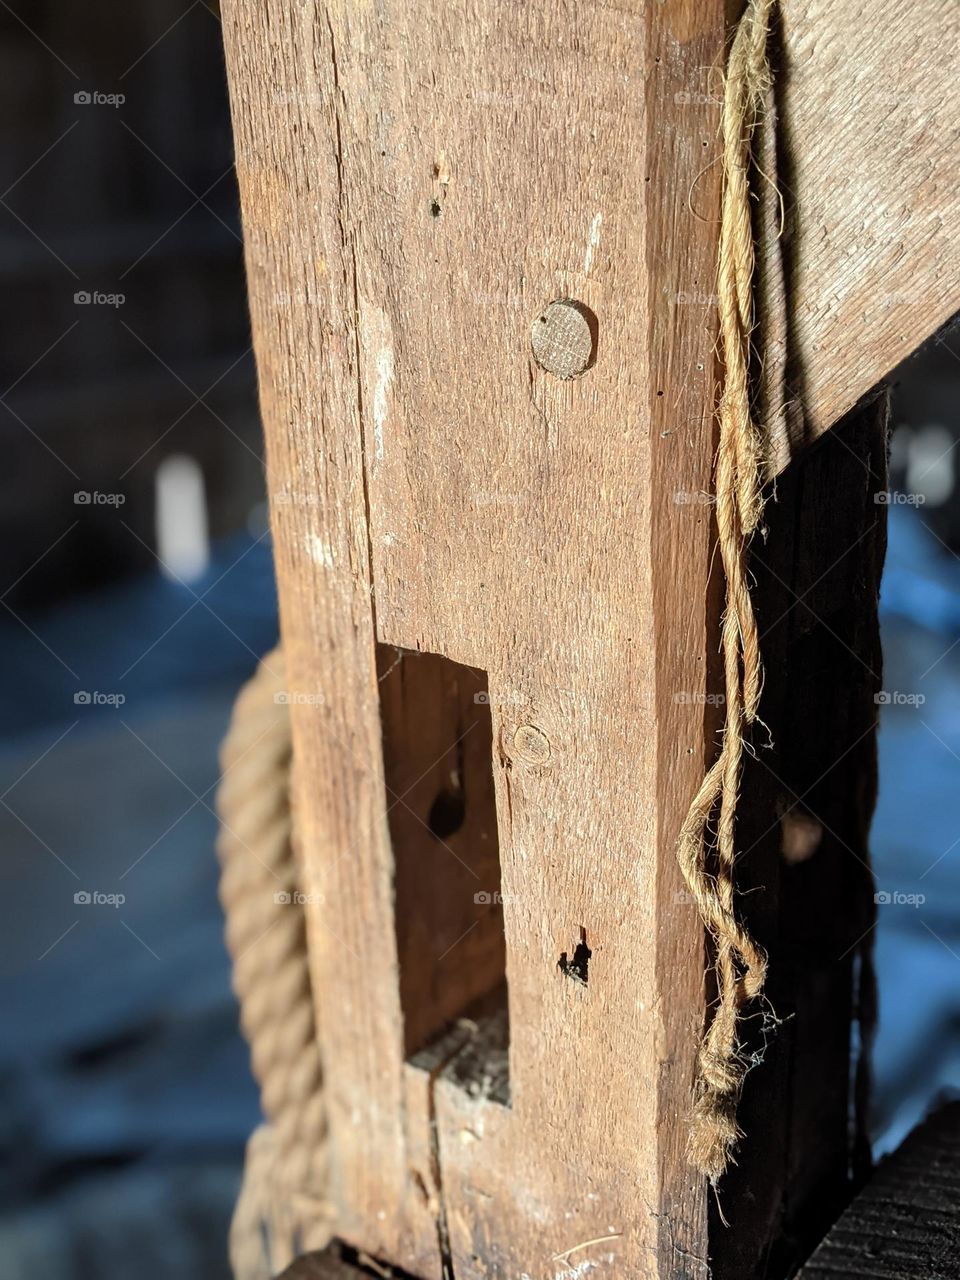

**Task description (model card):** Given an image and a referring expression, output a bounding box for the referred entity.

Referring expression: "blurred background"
[0,2,956,1277]
[0,2,270,1275]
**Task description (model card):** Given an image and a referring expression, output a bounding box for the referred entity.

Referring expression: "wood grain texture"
[799,1104,960,1280]
[763,0,960,472]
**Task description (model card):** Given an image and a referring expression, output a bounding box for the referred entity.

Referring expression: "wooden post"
[223,2,725,1273]
[219,0,953,1275]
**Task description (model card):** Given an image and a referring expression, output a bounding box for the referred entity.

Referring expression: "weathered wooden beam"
[223,3,725,1274]
[763,0,960,472]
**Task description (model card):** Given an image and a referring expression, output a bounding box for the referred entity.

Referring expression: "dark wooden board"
[800,1103,960,1280]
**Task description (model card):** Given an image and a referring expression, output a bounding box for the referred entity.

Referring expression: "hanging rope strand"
[677,0,776,1182]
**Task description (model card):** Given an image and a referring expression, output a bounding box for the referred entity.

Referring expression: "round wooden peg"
[530,299,597,379]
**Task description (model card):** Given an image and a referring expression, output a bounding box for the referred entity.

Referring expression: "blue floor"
[0,533,277,1277]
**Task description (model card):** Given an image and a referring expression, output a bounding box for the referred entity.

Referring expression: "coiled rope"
[216,647,333,1278]
[676,0,777,1181]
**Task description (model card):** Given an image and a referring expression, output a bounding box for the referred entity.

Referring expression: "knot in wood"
[512,722,551,767]
[531,299,596,379]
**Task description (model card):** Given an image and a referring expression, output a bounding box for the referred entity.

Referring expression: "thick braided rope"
[676,0,776,1182]
[216,647,333,1278]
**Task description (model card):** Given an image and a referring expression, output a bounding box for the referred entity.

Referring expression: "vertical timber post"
[220,2,885,1275]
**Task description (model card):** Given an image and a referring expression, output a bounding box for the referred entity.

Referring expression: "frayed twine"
[676,0,779,1183]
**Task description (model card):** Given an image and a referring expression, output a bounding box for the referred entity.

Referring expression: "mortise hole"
[377,644,509,1068]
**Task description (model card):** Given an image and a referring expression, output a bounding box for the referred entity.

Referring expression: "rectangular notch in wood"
[376,644,509,1070]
